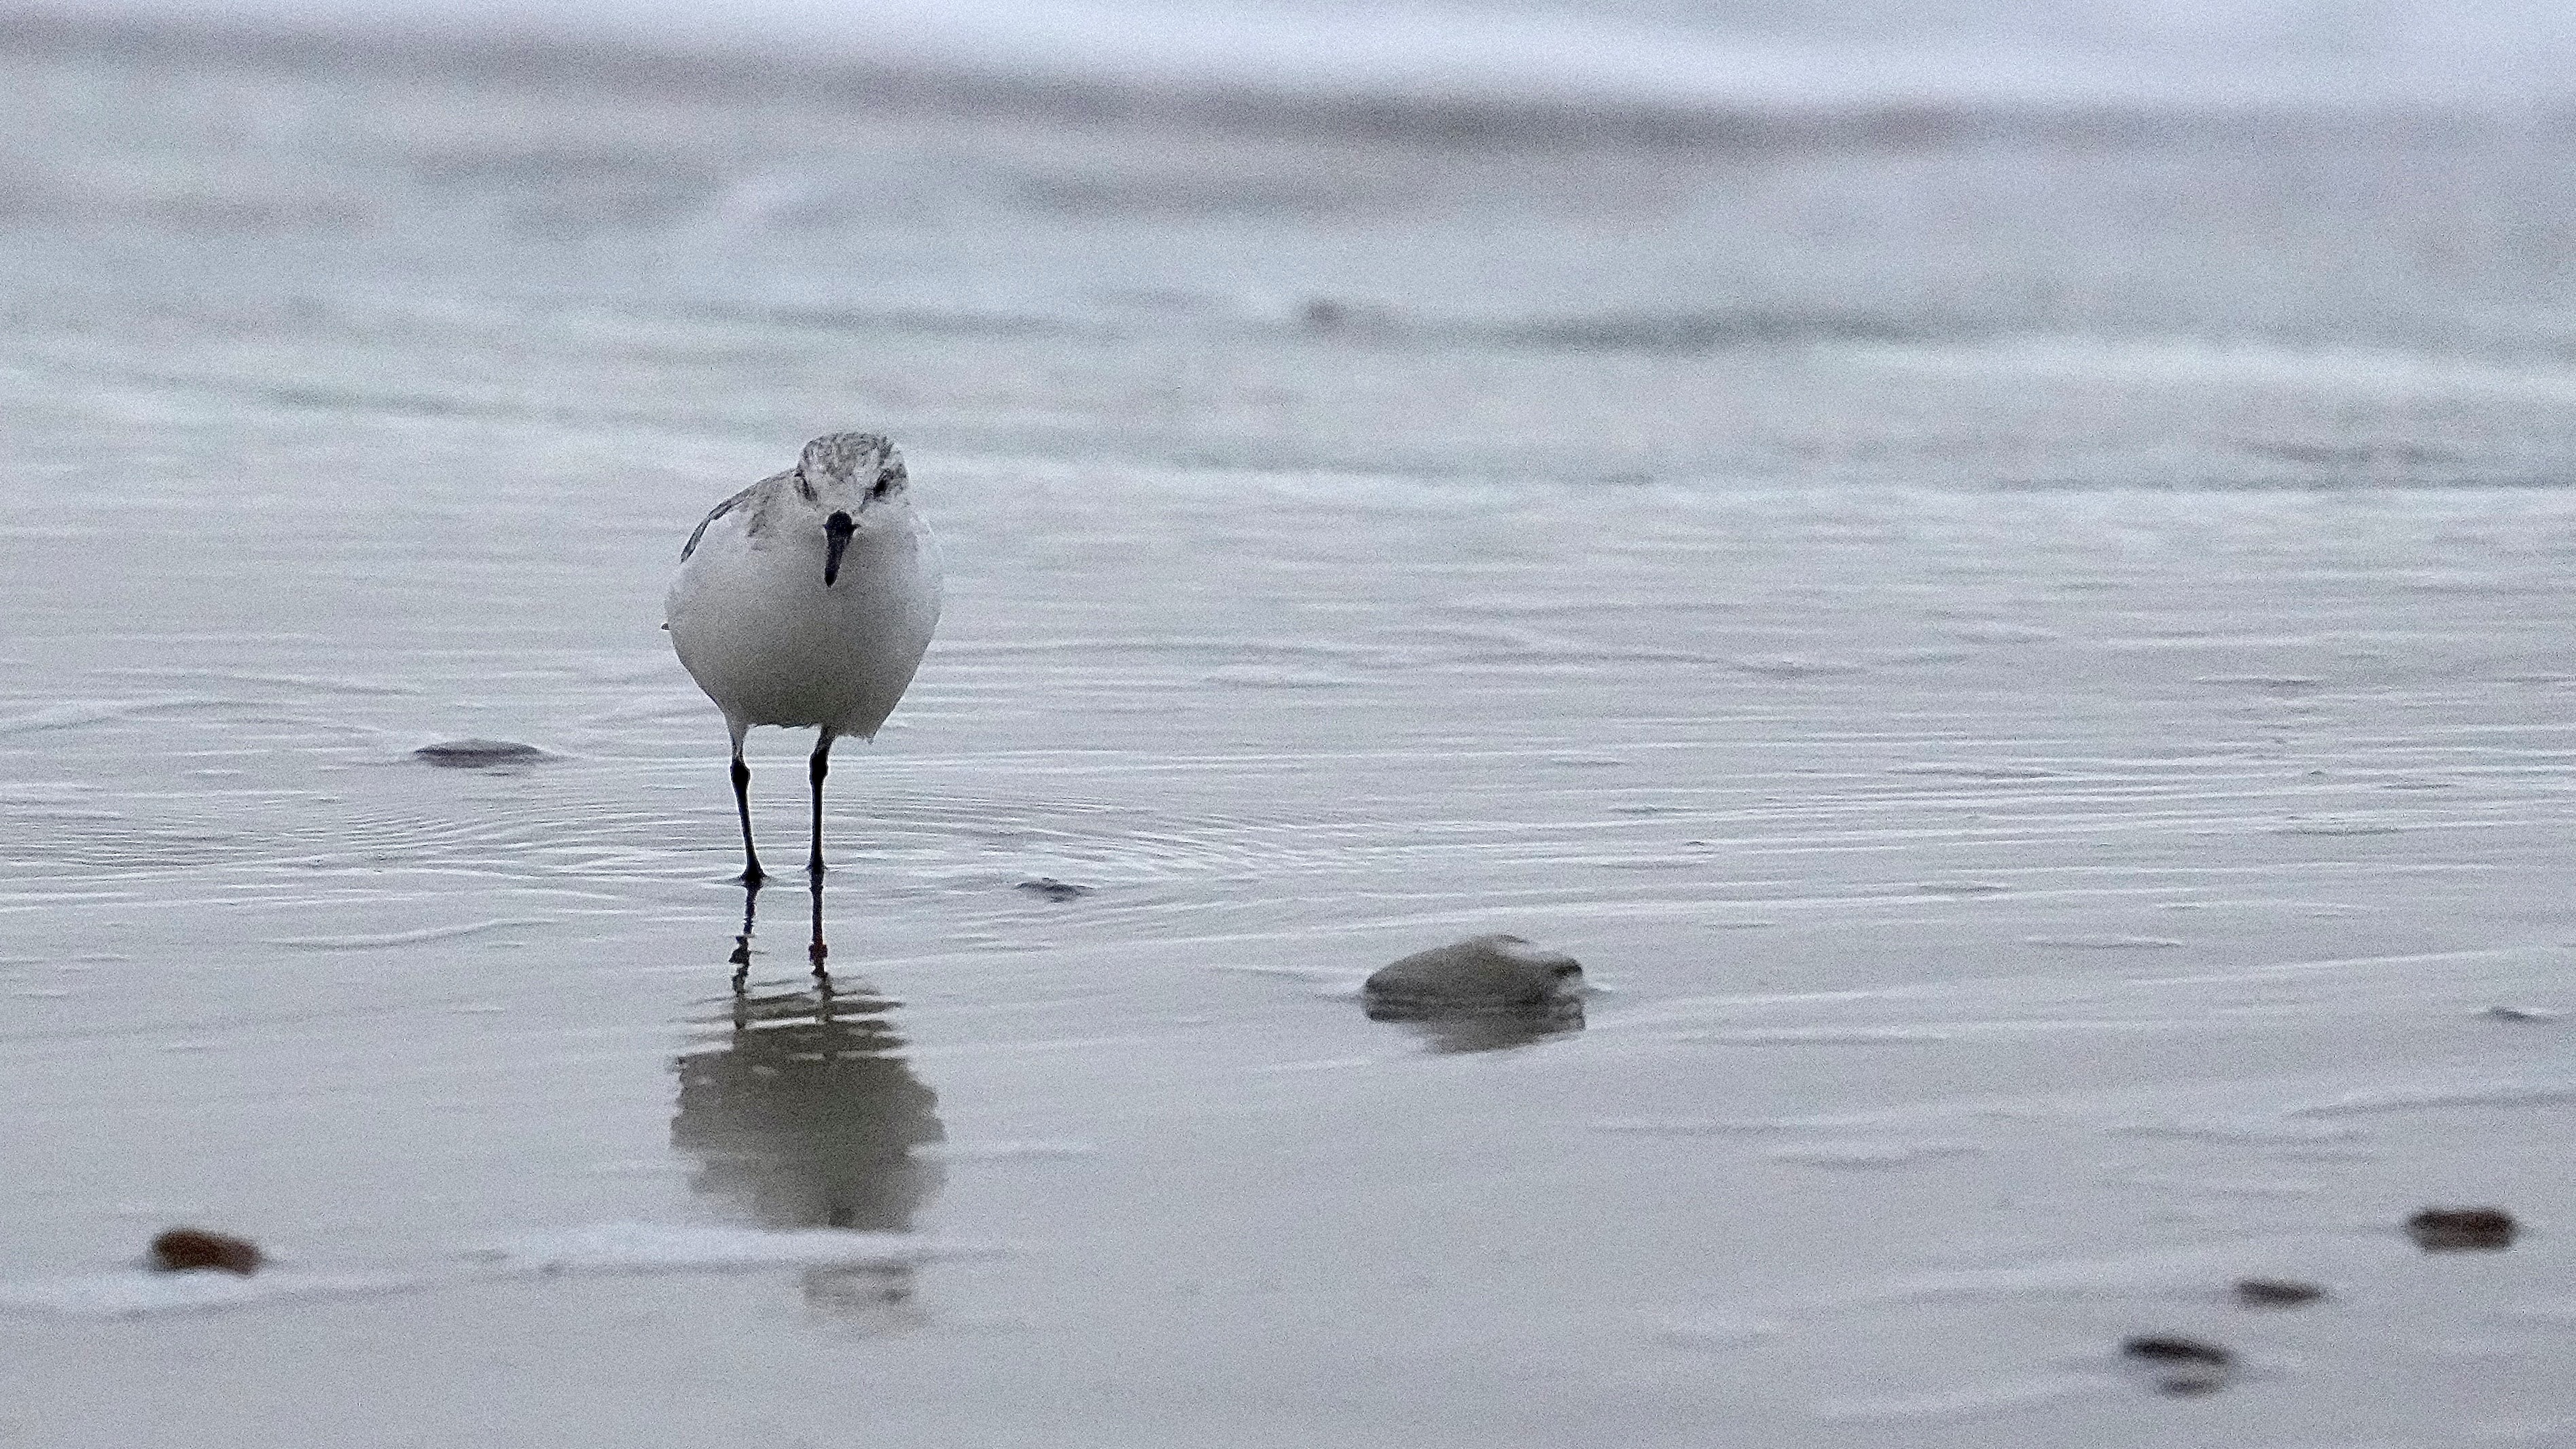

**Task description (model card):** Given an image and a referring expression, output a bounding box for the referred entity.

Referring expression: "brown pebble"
[2234,1277,2327,1307]
[2408,1206,2518,1252]
[150,1227,262,1275]
[2123,1334,2233,1367]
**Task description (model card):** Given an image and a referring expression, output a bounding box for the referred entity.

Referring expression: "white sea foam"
[467,1223,1005,1276]
[2115,1115,2369,1145]
[908,1140,1098,1162]
[2288,1080,2576,1118]
[0,1268,437,1320]
[1766,1141,1985,1169]
[1688,1026,1957,1045]
[0,1225,1005,1319]
[1856,1244,2251,1305]
[268,918,554,950]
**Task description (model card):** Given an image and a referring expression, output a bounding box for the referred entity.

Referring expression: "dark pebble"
[2234,1277,2326,1308]
[2123,1335,2234,1367]
[150,1227,262,1275]
[1362,934,1583,1018]
[2484,1005,2562,1023]
[414,738,548,768]
[2408,1206,2518,1252]
[1016,878,1093,901]
[2123,1334,2235,1395]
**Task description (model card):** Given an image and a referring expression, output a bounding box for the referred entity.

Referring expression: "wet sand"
[8,433,2576,1442]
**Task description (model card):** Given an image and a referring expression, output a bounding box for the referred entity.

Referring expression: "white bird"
[666,432,942,885]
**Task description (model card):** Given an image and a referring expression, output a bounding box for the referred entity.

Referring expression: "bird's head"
[791,432,911,586]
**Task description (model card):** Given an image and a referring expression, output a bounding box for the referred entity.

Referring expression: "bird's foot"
[739,863,766,889]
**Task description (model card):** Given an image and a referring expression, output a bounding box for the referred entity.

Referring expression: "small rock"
[2484,1005,2563,1023]
[150,1227,262,1275]
[1363,934,1583,1018]
[2234,1277,2326,1308]
[1016,878,1092,902]
[414,739,548,768]
[2122,1334,2234,1395]
[2123,1335,2234,1366]
[2408,1206,2518,1252]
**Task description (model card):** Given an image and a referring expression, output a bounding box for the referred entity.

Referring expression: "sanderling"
[666,433,942,884]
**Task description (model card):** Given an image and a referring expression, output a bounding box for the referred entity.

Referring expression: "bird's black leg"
[732,747,764,887]
[808,873,829,976]
[807,730,838,880]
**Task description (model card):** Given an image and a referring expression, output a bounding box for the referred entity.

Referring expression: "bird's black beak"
[822,511,855,586]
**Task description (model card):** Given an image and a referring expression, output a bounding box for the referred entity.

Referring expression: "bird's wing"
[680,483,761,562]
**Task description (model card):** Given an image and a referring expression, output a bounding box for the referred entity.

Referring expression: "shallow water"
[9,16,2576,1446]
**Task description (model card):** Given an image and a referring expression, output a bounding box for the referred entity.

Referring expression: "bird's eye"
[872,476,893,497]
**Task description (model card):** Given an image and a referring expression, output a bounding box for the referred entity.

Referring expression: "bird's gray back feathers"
[680,480,768,562]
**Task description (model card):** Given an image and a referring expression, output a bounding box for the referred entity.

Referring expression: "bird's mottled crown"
[797,432,895,485]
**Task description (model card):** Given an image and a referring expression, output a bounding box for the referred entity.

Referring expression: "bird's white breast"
[665,497,941,738]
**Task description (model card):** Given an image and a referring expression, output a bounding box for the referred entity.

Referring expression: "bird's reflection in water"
[670,880,944,1329]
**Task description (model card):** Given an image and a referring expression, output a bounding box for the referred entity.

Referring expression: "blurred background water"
[8,0,2576,491]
